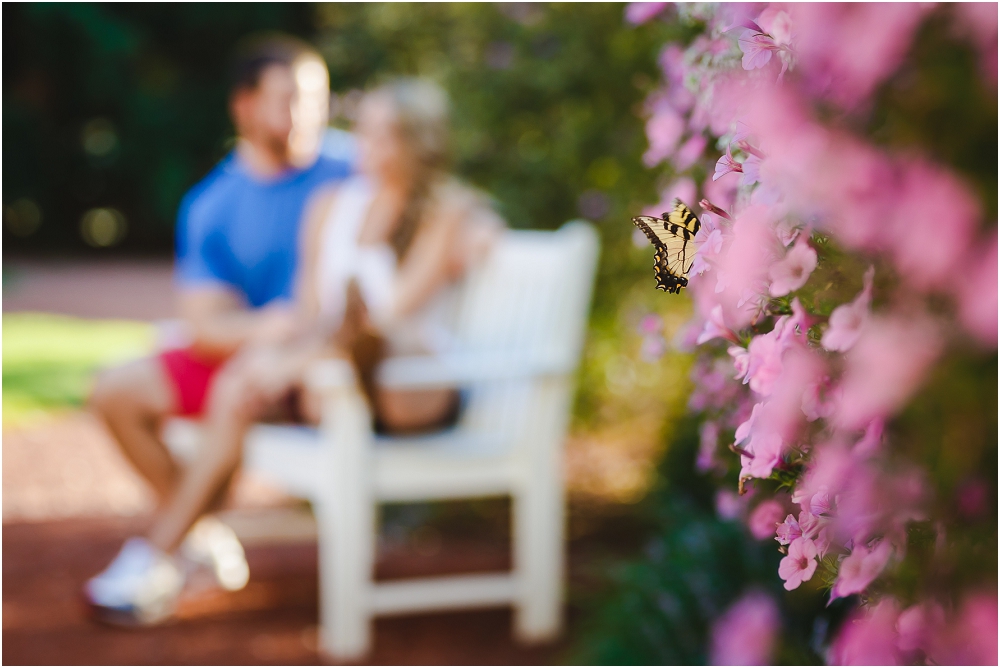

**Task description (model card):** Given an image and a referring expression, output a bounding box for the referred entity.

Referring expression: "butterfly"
[632,199,702,294]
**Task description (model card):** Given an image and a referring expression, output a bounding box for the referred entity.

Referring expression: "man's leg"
[90,357,179,501]
[146,361,261,553]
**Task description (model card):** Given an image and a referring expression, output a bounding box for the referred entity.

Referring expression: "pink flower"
[835,465,927,548]
[710,205,782,328]
[697,304,739,344]
[933,593,999,665]
[798,511,833,557]
[768,238,818,297]
[756,7,793,46]
[778,537,818,590]
[738,29,778,70]
[896,601,945,654]
[690,252,713,277]
[810,490,832,518]
[781,298,812,344]
[692,215,725,276]
[624,2,668,25]
[704,170,740,211]
[801,377,836,422]
[886,161,979,292]
[741,430,783,480]
[709,590,781,665]
[775,514,801,545]
[954,232,998,347]
[834,314,943,430]
[728,345,750,380]
[793,3,933,108]
[713,4,763,35]
[673,134,707,171]
[643,108,684,166]
[713,144,743,181]
[658,48,693,114]
[741,153,762,186]
[794,442,855,511]
[829,540,894,601]
[748,499,785,540]
[852,419,884,456]
[821,266,874,352]
[829,598,903,665]
[745,331,783,396]
[734,402,761,445]
[749,345,824,453]
[774,218,799,247]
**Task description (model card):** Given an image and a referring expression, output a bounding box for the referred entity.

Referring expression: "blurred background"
[3,3,699,664]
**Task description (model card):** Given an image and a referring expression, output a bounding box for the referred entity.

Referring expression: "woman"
[84,78,503,625]
[295,77,503,429]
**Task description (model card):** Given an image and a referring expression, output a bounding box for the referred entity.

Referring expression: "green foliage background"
[4,2,700,445]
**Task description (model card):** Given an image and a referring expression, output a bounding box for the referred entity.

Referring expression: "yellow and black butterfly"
[631,199,701,294]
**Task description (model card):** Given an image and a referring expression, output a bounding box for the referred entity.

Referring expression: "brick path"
[2,516,565,665]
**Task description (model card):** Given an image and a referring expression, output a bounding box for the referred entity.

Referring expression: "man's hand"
[251,304,301,346]
[178,287,303,360]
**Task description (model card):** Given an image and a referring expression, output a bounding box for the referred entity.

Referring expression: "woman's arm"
[390,187,503,321]
[294,184,341,322]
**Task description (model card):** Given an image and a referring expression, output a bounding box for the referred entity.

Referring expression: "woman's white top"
[316,176,460,356]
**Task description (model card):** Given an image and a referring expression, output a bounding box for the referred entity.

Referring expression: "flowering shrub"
[629,2,997,664]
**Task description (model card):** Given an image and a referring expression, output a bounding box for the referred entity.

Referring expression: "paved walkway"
[3,258,176,321]
[3,516,564,665]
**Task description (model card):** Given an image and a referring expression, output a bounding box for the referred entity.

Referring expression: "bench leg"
[513,480,564,642]
[513,378,568,642]
[315,375,376,660]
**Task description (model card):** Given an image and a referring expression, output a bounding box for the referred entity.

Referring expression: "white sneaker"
[84,537,184,626]
[179,516,250,592]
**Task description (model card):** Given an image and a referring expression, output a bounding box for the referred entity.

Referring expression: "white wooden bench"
[164,221,600,658]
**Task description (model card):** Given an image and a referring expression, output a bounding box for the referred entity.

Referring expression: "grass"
[2,313,154,426]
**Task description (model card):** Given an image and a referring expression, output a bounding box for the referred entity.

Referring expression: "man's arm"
[178,287,297,361]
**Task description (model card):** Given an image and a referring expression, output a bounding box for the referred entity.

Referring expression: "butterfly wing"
[631,200,702,294]
[665,198,701,237]
[631,214,690,294]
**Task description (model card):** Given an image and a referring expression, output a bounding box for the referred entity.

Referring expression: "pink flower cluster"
[634,3,997,664]
[709,590,781,665]
[830,594,998,666]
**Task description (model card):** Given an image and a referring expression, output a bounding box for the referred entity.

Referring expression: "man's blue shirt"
[175,148,351,308]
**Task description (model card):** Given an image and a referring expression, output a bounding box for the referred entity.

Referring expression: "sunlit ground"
[3,313,153,426]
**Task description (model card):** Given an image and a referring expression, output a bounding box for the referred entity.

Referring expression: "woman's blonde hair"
[372,77,451,173]
[369,78,453,258]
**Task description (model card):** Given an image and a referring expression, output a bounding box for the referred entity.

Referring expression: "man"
[84,34,351,625]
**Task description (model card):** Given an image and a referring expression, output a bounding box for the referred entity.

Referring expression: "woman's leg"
[376,387,460,434]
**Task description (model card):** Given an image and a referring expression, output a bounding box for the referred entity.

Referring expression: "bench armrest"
[305,353,573,392]
[376,352,572,390]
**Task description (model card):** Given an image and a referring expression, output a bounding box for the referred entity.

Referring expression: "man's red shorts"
[159,348,225,416]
